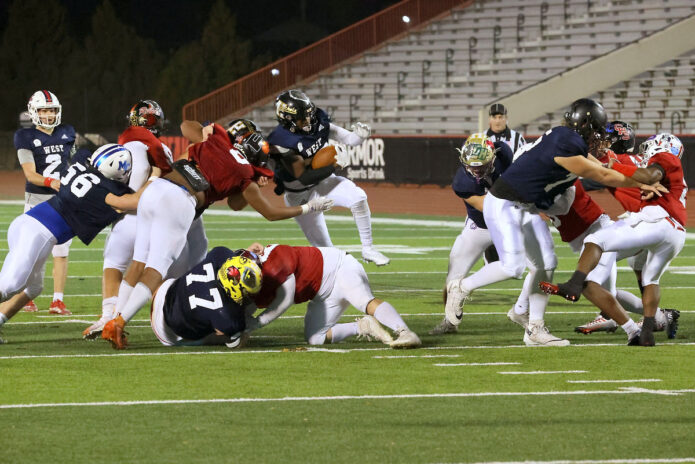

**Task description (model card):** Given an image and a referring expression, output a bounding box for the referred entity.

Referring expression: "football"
[311,145,337,169]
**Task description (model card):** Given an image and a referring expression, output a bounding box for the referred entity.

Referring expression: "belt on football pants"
[664,217,685,232]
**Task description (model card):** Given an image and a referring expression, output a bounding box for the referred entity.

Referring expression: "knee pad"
[502,261,526,280]
[349,192,369,212]
[24,282,43,300]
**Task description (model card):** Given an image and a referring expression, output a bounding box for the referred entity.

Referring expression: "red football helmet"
[128,100,164,137]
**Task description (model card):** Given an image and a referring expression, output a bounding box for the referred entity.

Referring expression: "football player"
[144,248,261,349]
[445,99,664,346]
[0,144,139,343]
[575,122,679,336]
[83,100,177,339]
[14,90,76,315]
[102,119,334,349]
[267,89,390,266]
[430,133,525,334]
[244,243,421,348]
[541,133,687,346]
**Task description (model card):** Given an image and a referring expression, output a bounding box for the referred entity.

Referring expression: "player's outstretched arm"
[554,155,662,193]
[180,120,205,144]
[242,182,333,221]
[248,276,296,331]
[105,190,142,213]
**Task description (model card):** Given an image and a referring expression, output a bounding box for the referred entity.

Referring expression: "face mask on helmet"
[605,120,635,154]
[564,98,607,152]
[228,119,270,166]
[128,100,164,137]
[457,133,497,181]
[217,255,263,305]
[89,144,133,184]
[639,133,684,165]
[27,90,62,129]
[275,89,317,134]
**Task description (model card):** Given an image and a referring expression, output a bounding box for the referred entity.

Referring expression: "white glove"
[351,122,371,139]
[334,145,350,168]
[301,196,334,215]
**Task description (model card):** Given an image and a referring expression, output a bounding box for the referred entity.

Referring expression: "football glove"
[334,145,350,168]
[351,122,371,139]
[303,196,334,215]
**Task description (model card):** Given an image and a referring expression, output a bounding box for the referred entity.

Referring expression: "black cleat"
[539,281,581,302]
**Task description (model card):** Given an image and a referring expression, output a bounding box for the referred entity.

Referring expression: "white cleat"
[390,328,422,349]
[361,247,390,266]
[356,316,394,344]
[429,317,458,335]
[523,320,570,347]
[82,315,113,340]
[507,307,529,329]
[575,314,618,334]
[444,279,469,327]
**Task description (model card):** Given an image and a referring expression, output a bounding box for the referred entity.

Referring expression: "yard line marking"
[2,388,694,409]
[567,379,662,384]
[374,354,463,359]
[435,362,521,367]
[444,459,695,464]
[498,370,587,375]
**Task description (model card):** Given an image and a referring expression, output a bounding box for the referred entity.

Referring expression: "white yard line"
[567,379,662,384]
[498,370,587,375]
[1,388,694,409]
[435,362,522,367]
[442,459,695,464]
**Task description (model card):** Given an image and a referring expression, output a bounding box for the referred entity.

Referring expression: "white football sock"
[114,281,134,315]
[621,319,640,337]
[528,268,553,322]
[53,292,64,302]
[373,301,407,331]
[462,261,516,292]
[119,283,152,323]
[101,296,118,319]
[350,199,373,249]
[0,313,8,326]
[616,289,643,315]
[330,322,359,343]
[514,272,533,315]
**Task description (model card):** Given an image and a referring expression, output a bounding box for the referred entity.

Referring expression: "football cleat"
[22,300,38,312]
[523,321,570,347]
[627,330,642,346]
[101,315,128,349]
[663,309,680,339]
[356,316,393,344]
[444,279,469,327]
[82,315,113,340]
[507,307,529,329]
[628,329,655,347]
[574,315,618,334]
[48,299,72,315]
[429,317,458,335]
[538,281,581,302]
[361,248,390,266]
[390,328,422,349]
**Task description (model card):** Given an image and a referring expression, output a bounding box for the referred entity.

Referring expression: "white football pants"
[447,218,493,284]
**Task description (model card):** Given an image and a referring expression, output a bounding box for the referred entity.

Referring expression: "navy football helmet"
[605,120,635,154]
[275,89,317,134]
[564,98,607,147]
[128,100,164,137]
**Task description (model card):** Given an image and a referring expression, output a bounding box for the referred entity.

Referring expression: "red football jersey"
[187,124,256,209]
[554,180,604,243]
[118,126,173,174]
[253,245,324,308]
[608,154,643,213]
[641,152,687,226]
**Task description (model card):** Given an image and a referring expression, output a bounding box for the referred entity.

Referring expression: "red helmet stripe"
[42,90,53,102]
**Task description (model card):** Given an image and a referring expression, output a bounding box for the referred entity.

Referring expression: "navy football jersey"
[26,151,131,245]
[163,247,247,341]
[14,124,76,195]
[452,142,513,228]
[493,126,588,210]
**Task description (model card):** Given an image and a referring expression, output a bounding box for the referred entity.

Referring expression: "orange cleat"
[23,300,38,312]
[538,281,581,302]
[48,299,72,315]
[101,315,128,349]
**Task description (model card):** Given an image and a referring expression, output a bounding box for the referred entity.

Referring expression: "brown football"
[311,145,337,169]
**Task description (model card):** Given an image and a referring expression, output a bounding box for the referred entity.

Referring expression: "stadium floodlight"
[402,15,411,23]
[271,68,280,76]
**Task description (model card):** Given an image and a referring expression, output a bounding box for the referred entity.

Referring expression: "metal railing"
[182,0,472,122]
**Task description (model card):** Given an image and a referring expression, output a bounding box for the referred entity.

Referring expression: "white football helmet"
[89,144,132,184]
[27,90,62,129]
[639,133,684,166]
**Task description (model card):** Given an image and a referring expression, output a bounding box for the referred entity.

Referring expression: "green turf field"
[0,202,693,464]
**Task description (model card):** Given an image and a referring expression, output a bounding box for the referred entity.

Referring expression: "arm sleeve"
[297,164,335,185]
[123,141,151,190]
[256,275,296,327]
[329,123,362,146]
[17,148,35,165]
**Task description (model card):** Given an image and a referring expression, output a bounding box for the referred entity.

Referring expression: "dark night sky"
[1,0,400,57]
